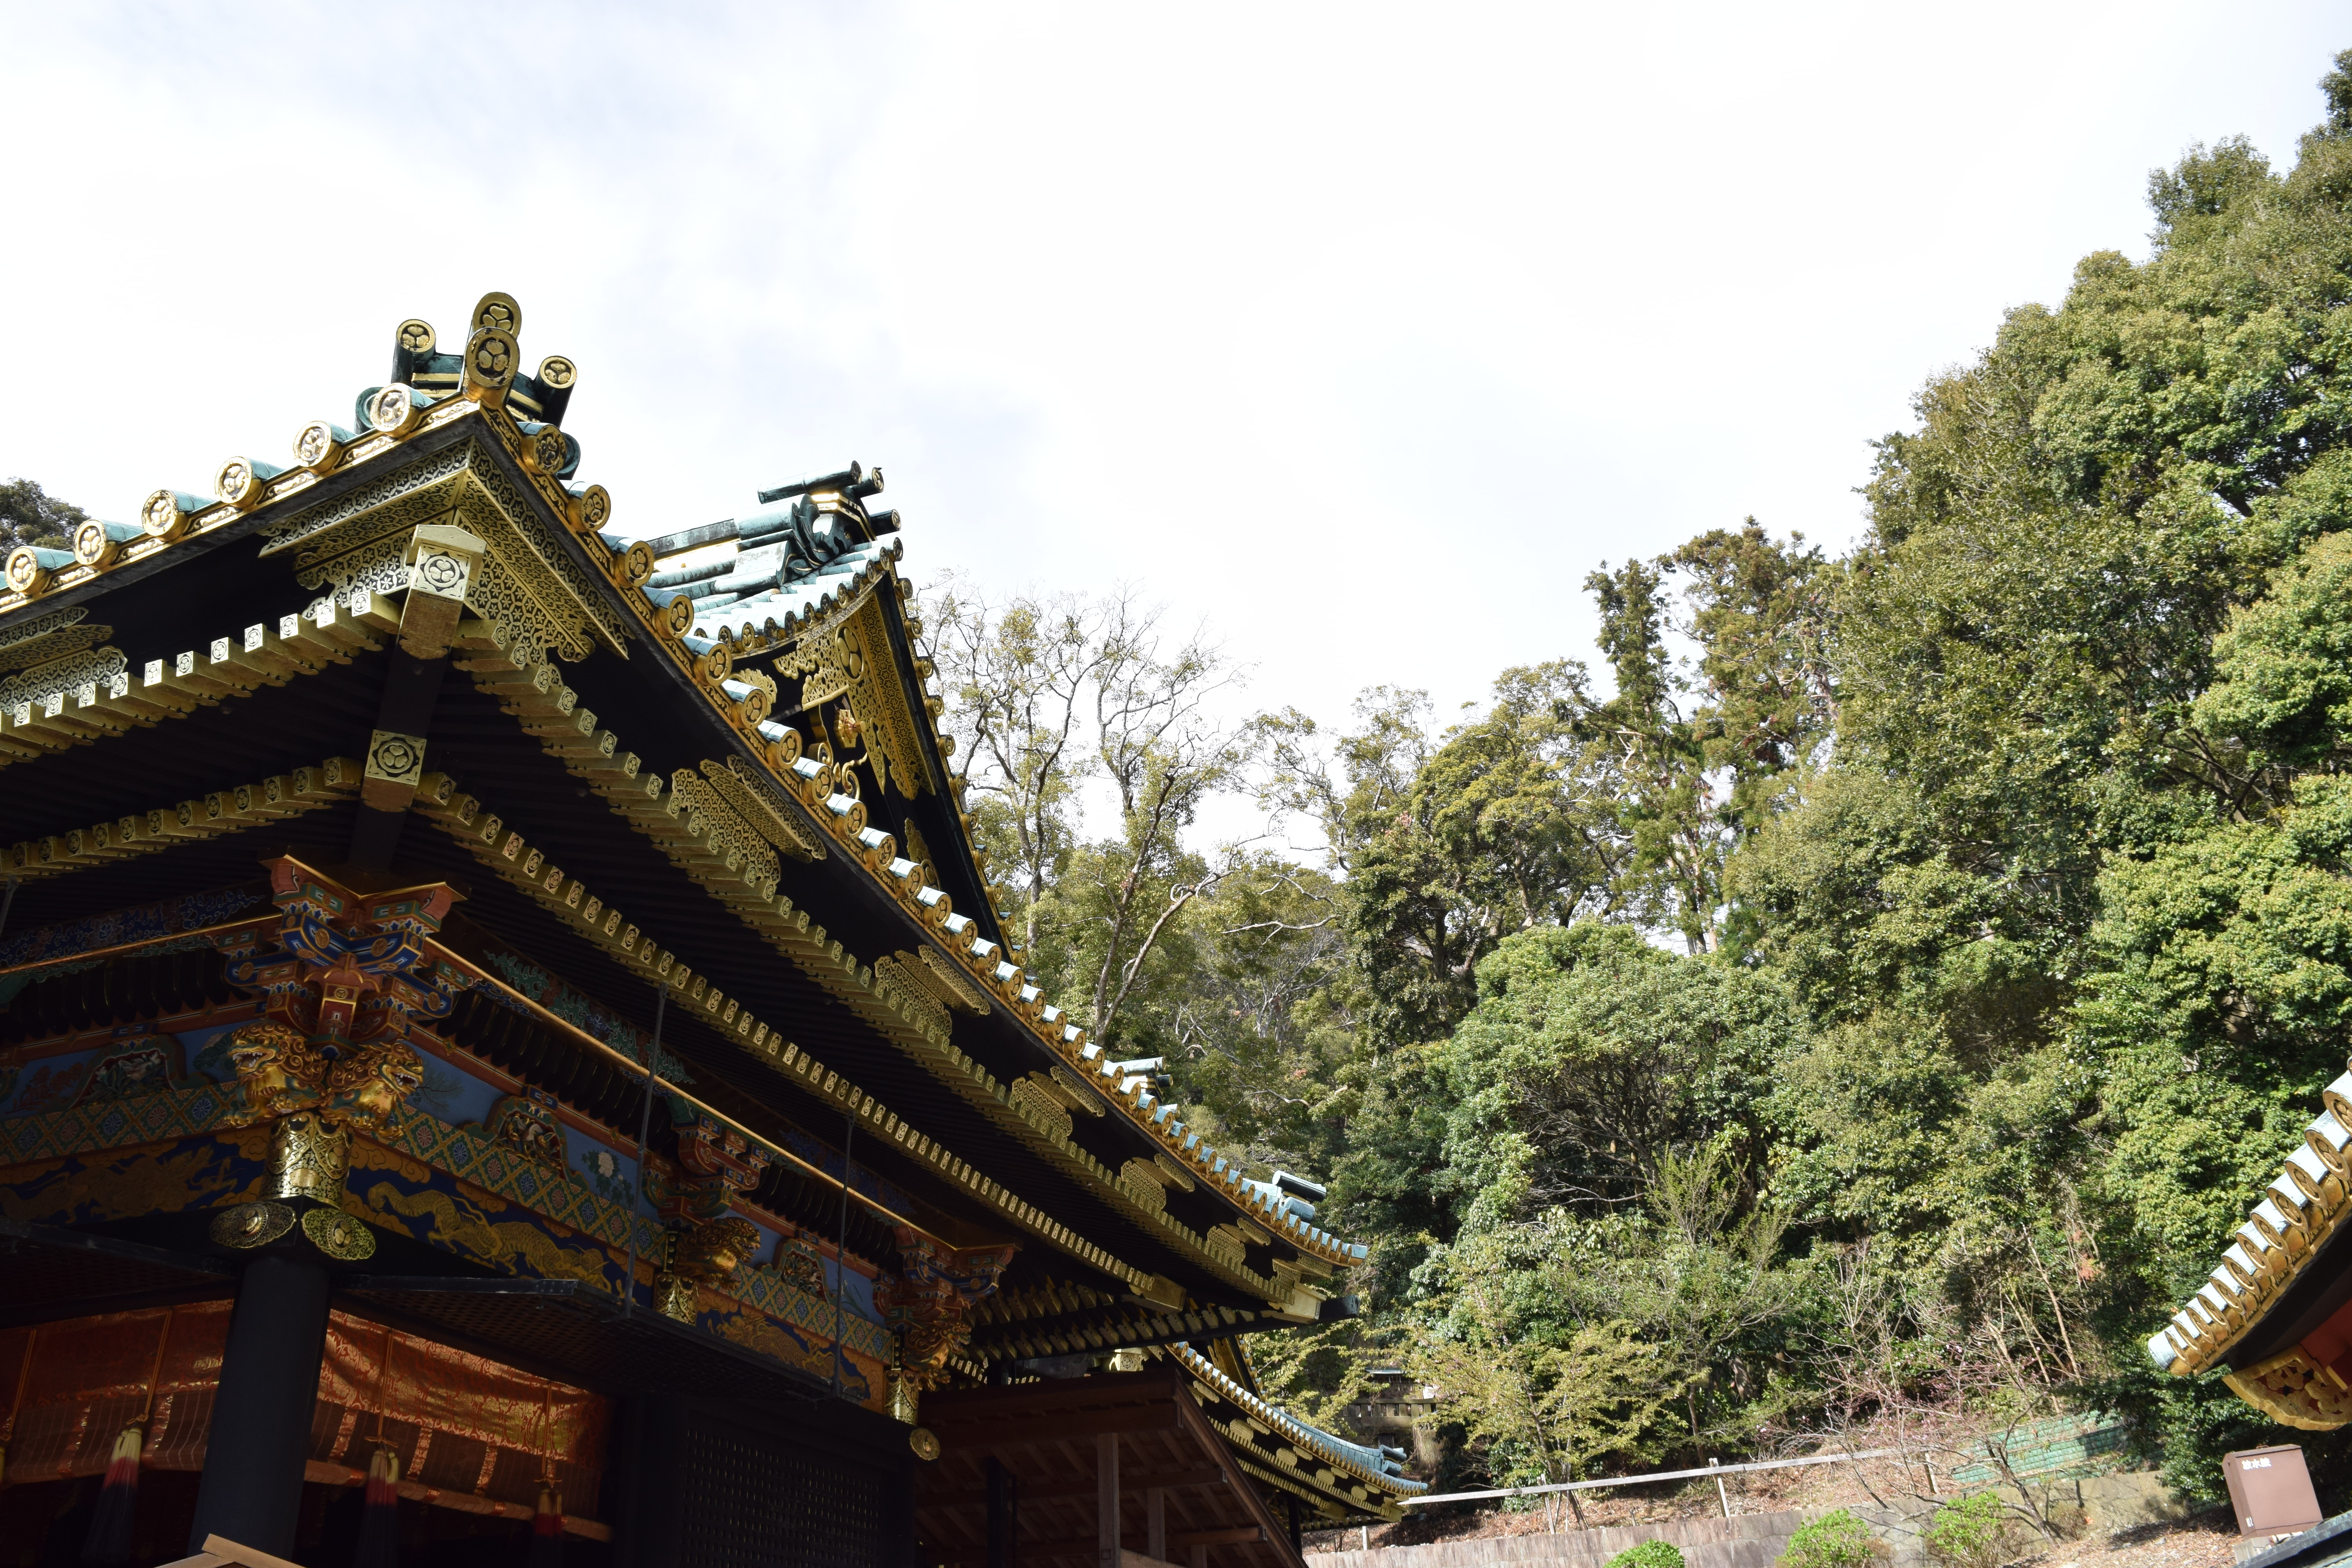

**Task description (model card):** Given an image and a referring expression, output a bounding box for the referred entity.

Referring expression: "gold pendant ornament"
[210,1200,299,1249]
[908,1428,941,1462]
[268,1111,355,1203]
[889,1364,919,1426]
[653,1272,698,1323]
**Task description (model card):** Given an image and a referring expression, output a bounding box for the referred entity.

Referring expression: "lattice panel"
[678,1419,902,1568]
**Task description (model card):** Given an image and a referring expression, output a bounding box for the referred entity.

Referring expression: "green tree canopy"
[0,477,85,550]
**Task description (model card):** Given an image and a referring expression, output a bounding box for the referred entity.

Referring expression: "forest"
[906,53,2352,1509]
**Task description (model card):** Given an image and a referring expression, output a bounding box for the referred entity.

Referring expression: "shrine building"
[0,294,1422,1566]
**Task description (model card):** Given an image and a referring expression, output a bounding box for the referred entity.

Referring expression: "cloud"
[0,0,2341,749]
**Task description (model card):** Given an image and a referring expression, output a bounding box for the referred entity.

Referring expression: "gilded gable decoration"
[0,644,127,718]
[706,755,824,861]
[915,946,991,1014]
[771,588,935,799]
[258,437,624,665]
[1008,1074,1074,1140]
[668,768,782,887]
[873,955,951,1040]
[0,607,106,673]
[1117,1157,1174,1215]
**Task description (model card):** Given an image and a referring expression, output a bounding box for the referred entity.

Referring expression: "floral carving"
[485,1090,570,1171]
[672,1216,763,1285]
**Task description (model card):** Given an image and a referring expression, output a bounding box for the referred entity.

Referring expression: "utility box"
[2224,1445,2322,1537]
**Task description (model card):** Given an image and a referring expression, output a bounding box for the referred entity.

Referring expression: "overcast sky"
[2,4,2344,778]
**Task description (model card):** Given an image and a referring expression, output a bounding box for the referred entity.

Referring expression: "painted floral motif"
[578,1146,633,1207]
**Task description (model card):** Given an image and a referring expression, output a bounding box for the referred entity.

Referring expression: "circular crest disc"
[210,1200,298,1249]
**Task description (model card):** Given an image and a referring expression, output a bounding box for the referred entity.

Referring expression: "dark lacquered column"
[185,1252,332,1555]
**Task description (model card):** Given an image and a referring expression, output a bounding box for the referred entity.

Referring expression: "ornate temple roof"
[0,289,1377,1381]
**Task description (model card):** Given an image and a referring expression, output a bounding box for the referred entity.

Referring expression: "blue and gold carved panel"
[0,1129,270,1227]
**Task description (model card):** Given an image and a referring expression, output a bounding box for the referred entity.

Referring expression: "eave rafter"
[5,757,361,877]
[1169,1343,1425,1520]
[2151,1062,2352,1412]
[0,591,396,775]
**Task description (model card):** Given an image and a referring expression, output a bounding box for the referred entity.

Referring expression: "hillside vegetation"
[916,51,2352,1509]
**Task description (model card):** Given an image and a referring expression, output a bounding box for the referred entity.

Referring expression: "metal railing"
[1403,1448,1903,1506]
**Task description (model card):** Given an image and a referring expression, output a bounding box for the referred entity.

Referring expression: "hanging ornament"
[527,1376,563,1567]
[82,1424,144,1564]
[528,1482,564,1567]
[355,1321,400,1567]
[83,1310,171,1564]
[354,1445,401,1568]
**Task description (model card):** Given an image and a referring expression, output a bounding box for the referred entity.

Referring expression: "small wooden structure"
[918,1368,1303,1568]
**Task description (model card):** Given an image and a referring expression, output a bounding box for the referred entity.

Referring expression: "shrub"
[1924,1492,2009,1568]
[1778,1508,1878,1568]
[1604,1541,1687,1568]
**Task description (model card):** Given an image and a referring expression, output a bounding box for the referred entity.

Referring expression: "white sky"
[2,4,2344,823]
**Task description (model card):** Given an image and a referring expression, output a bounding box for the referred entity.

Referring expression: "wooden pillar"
[1096,1432,1120,1568]
[987,1455,1020,1568]
[1286,1495,1302,1556]
[1187,1548,1207,1568]
[185,1253,331,1555]
[1146,1487,1166,1563]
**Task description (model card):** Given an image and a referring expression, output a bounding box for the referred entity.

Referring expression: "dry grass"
[2006,1510,2242,1568]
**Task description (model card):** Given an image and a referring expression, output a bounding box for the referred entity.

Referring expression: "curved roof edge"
[2151,1066,2352,1378]
[1163,1340,1425,1521]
